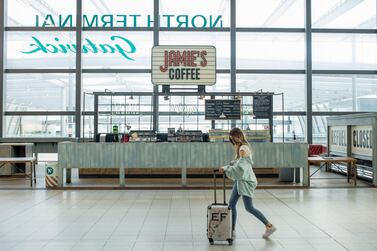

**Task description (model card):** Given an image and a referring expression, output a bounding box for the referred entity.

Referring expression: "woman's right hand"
[219,167,225,173]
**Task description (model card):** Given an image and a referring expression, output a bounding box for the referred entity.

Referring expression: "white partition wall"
[328,113,377,186]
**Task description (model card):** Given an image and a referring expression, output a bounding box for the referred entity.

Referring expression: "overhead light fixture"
[199,94,205,100]
[129,93,134,100]
[164,91,169,101]
[236,91,241,100]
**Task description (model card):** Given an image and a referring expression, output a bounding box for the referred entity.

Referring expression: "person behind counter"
[219,127,276,239]
[130,132,140,142]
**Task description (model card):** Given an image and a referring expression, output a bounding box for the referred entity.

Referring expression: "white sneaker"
[262,225,276,239]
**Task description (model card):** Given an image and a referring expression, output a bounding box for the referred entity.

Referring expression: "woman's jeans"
[229,183,268,230]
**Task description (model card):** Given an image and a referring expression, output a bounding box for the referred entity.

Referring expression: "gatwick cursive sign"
[22,36,136,60]
[20,14,223,61]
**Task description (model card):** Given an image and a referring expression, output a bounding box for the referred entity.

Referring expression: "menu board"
[253,95,273,119]
[205,100,241,120]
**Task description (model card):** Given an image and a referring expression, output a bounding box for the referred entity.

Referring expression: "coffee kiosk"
[58,45,309,188]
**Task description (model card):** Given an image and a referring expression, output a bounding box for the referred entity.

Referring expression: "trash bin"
[279,168,300,183]
[45,162,58,189]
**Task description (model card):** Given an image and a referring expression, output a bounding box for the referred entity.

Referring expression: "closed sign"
[352,125,373,157]
[152,46,216,85]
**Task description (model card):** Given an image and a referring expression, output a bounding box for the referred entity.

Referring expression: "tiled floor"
[1,188,377,251]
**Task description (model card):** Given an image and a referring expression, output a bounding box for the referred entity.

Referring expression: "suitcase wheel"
[227,238,233,245]
[208,238,214,245]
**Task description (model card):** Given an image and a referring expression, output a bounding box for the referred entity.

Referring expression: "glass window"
[313,34,377,70]
[4,116,75,137]
[96,95,153,133]
[82,115,95,139]
[271,115,306,142]
[6,0,76,27]
[236,74,305,112]
[83,73,153,112]
[313,75,377,112]
[235,115,306,143]
[83,73,153,115]
[160,0,229,28]
[213,121,232,131]
[237,0,305,28]
[235,98,270,133]
[83,0,153,28]
[159,115,212,132]
[5,74,75,111]
[312,116,328,145]
[82,31,153,69]
[159,32,230,69]
[312,0,377,29]
[98,115,153,133]
[6,32,76,69]
[158,96,211,132]
[205,74,230,92]
[237,33,305,69]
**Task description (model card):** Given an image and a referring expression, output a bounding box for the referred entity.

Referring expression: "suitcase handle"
[213,169,226,205]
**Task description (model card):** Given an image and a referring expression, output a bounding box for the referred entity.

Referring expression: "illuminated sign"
[151,46,216,85]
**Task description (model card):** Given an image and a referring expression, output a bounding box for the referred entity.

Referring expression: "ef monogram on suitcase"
[207,169,233,245]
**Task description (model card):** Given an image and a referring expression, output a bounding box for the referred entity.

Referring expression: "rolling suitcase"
[207,169,233,245]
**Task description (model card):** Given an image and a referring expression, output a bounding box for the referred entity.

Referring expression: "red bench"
[309,144,328,157]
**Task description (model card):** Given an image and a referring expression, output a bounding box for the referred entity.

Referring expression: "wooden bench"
[308,156,357,186]
[0,157,37,187]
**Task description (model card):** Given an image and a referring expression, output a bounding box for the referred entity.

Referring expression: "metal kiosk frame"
[91,91,279,142]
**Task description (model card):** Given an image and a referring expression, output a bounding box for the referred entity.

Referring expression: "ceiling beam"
[313,0,364,27]
[262,0,296,27]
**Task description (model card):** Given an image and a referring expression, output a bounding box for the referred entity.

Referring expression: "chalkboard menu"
[253,95,273,119]
[205,100,241,120]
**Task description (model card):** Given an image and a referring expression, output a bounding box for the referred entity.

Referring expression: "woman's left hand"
[219,167,225,173]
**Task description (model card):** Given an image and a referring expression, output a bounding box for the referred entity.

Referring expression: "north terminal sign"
[152,46,216,85]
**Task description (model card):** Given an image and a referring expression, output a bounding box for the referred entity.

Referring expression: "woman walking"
[220,128,276,239]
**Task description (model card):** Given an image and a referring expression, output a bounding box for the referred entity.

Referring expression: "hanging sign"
[253,95,273,119]
[152,45,216,85]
